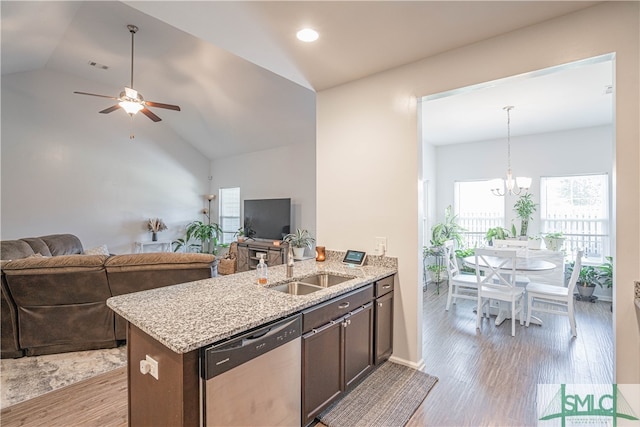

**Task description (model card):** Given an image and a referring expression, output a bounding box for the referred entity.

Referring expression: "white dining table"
[463,254,558,326]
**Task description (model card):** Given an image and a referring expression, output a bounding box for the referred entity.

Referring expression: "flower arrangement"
[147,218,167,233]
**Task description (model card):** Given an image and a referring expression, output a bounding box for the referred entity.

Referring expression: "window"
[219,187,240,244]
[454,180,505,248]
[540,174,609,262]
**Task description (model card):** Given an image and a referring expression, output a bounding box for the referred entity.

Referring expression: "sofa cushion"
[2,255,108,275]
[0,240,36,261]
[39,234,83,256]
[20,238,53,257]
[105,253,215,272]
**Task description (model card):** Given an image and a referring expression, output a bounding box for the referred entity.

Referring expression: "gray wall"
[1,69,210,253]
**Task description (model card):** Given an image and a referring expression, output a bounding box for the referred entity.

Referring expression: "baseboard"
[388,355,426,372]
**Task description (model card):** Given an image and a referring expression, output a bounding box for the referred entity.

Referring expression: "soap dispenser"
[256,254,268,285]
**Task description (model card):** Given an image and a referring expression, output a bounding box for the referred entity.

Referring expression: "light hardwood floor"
[0,284,613,427]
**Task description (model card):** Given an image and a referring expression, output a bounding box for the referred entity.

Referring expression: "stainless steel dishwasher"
[202,314,302,426]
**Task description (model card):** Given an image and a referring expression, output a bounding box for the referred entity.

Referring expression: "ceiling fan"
[74,24,181,123]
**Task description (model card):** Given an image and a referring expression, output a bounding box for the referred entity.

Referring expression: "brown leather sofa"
[1,234,215,358]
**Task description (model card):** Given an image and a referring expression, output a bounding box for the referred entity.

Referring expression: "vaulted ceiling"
[1,1,606,159]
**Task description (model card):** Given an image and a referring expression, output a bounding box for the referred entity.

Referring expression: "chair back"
[493,239,528,248]
[567,250,584,295]
[443,240,459,279]
[474,247,518,290]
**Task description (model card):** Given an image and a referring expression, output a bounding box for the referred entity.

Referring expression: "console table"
[134,240,173,253]
[236,240,288,271]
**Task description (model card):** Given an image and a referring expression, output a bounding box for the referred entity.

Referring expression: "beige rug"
[318,362,438,427]
[0,345,127,409]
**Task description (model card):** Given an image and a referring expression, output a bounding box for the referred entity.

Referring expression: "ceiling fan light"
[119,100,143,115]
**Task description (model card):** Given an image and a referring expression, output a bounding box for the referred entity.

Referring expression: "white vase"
[293,247,305,259]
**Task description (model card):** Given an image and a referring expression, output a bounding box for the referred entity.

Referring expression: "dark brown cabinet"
[301,286,374,426]
[302,320,343,425]
[374,275,394,365]
[344,303,374,388]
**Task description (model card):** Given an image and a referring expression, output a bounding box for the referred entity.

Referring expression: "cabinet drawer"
[375,275,394,297]
[302,285,373,333]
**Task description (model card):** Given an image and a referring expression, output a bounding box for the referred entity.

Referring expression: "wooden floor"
[409,284,613,426]
[0,284,613,427]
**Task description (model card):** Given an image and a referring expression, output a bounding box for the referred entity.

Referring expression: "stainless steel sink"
[299,274,354,288]
[269,282,324,296]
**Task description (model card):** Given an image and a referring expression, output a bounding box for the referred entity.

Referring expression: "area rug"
[0,345,127,409]
[318,362,438,427]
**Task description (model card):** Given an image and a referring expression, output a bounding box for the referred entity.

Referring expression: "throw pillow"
[83,244,110,256]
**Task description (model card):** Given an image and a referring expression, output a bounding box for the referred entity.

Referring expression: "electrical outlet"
[146,355,159,380]
[374,237,387,255]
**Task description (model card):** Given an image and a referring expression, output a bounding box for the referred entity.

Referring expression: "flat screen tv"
[243,198,291,241]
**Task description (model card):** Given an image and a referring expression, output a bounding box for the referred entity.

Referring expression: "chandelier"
[491,106,531,196]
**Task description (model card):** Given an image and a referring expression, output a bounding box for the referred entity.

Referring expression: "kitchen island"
[107,252,397,426]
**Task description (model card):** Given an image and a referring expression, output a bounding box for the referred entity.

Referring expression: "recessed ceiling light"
[296,28,319,42]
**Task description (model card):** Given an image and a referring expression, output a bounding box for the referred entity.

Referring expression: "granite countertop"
[107,256,397,354]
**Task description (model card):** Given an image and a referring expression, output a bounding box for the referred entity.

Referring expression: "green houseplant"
[283,228,315,259]
[567,256,613,298]
[173,220,223,255]
[485,226,513,245]
[543,232,565,251]
[513,193,537,237]
[430,206,465,247]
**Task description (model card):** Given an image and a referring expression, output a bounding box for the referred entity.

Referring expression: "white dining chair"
[492,239,530,286]
[443,240,479,311]
[475,248,525,337]
[526,250,583,337]
[492,239,528,248]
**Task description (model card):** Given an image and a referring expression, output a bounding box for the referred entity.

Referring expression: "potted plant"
[485,226,512,245]
[513,193,537,238]
[528,235,542,250]
[430,206,465,247]
[567,256,613,299]
[454,247,475,274]
[423,246,447,291]
[173,220,223,255]
[147,218,167,242]
[543,232,565,251]
[283,228,315,259]
[426,264,447,284]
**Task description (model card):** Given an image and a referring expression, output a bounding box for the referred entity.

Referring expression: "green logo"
[538,384,639,426]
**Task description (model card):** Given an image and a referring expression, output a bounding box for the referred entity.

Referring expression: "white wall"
[434,125,613,233]
[1,69,210,254]
[317,2,639,381]
[210,142,316,246]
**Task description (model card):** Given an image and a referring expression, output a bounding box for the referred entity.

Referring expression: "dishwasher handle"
[204,315,301,379]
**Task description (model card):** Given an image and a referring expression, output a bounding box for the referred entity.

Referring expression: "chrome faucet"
[286,244,294,278]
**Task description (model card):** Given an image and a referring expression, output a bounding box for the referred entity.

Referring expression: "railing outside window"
[458,212,503,249]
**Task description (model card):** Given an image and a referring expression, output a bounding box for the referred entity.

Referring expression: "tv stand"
[237,241,288,272]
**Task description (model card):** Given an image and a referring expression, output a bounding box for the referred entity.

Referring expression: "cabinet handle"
[338,302,350,309]
[382,284,391,289]
[378,302,383,307]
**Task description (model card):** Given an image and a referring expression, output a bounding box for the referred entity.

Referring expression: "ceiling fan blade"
[99,104,121,114]
[74,91,118,100]
[145,101,181,111]
[141,107,162,122]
